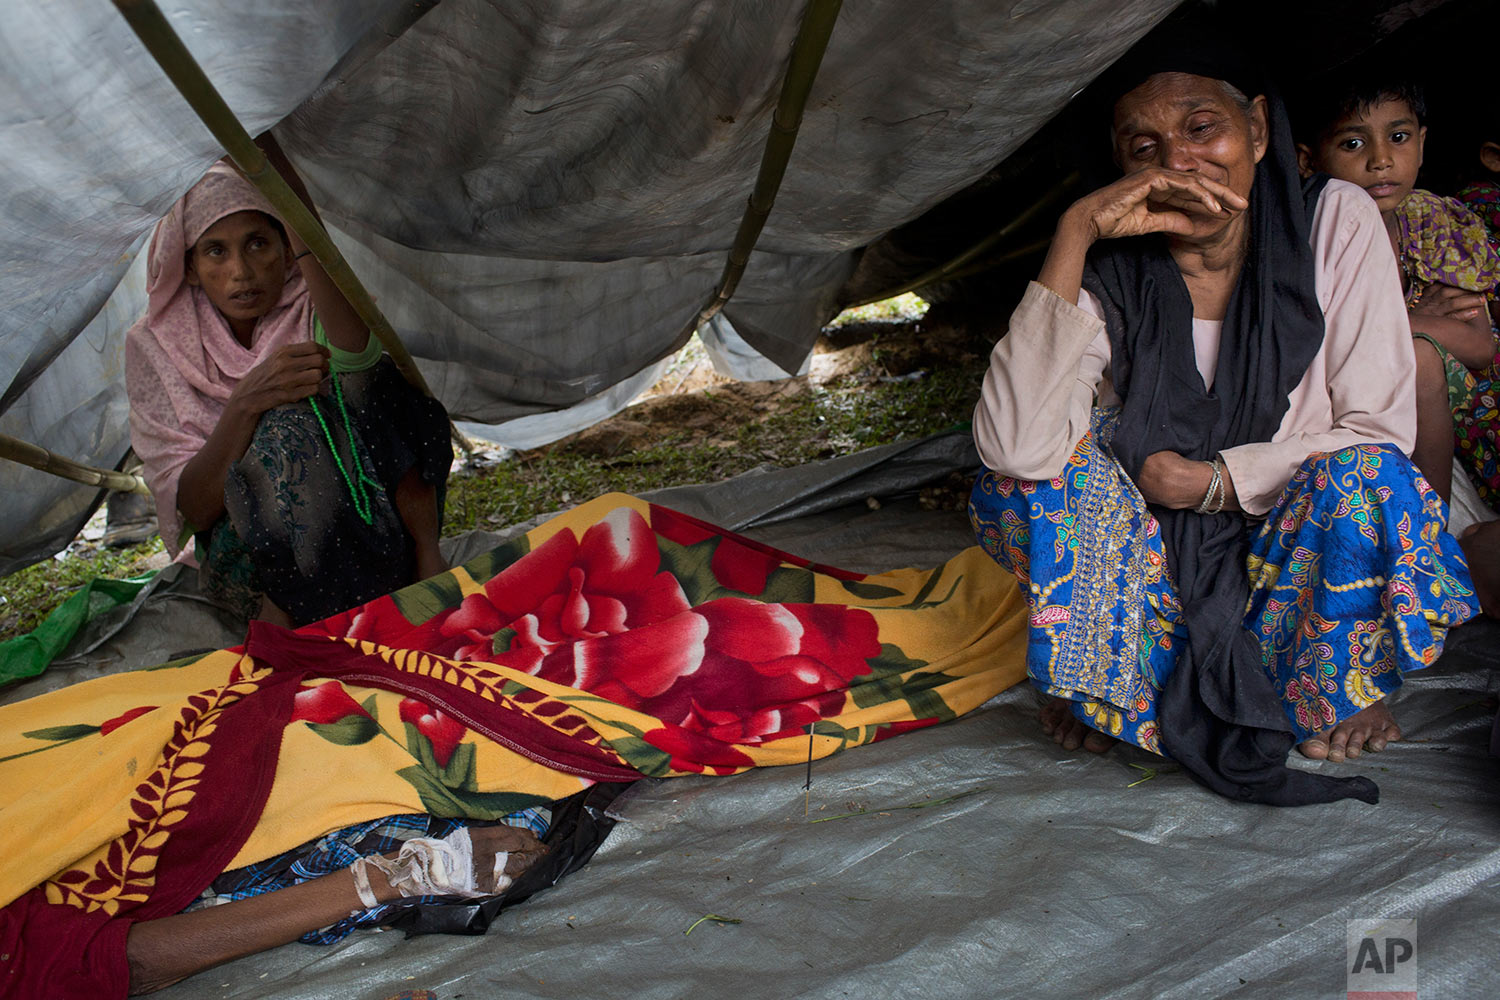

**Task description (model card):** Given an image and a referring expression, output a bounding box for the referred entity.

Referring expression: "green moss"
[0,536,164,642]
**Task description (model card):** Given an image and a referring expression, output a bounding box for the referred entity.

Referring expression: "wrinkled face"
[1112,72,1268,241]
[1304,97,1425,215]
[186,210,290,341]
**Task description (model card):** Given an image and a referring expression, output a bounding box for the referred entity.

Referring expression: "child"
[1451,110,1500,510]
[1295,78,1500,506]
[1456,129,1500,250]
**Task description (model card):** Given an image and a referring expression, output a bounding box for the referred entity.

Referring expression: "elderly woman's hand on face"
[1065,167,1247,244]
[1034,72,1268,306]
[1040,170,1248,303]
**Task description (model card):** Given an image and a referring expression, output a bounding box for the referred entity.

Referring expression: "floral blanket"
[0,494,1027,997]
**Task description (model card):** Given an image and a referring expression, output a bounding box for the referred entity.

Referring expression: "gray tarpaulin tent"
[6,0,1486,574]
[4,3,1499,998]
[0,0,1186,575]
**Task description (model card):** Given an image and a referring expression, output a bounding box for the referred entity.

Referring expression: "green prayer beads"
[308,373,383,526]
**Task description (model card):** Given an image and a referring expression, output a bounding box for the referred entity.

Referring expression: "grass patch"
[824,293,929,328]
[444,362,980,535]
[0,536,163,643]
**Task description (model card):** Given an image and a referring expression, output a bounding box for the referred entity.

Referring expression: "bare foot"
[1039,696,1116,753]
[1298,701,1401,763]
[469,823,548,893]
[1460,521,1500,619]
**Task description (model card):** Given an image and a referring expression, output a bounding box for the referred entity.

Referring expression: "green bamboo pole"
[0,434,150,495]
[684,0,845,338]
[842,171,1081,310]
[111,0,473,454]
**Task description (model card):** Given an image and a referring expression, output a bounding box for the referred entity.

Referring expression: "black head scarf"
[1080,20,1378,806]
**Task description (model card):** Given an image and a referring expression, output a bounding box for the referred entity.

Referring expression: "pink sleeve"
[126,332,203,560]
[973,282,1111,478]
[1220,182,1417,514]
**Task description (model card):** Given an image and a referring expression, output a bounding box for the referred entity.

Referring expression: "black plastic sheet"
[384,782,634,938]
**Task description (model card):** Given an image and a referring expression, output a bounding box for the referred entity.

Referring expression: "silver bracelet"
[1208,458,1227,514]
[1195,457,1224,515]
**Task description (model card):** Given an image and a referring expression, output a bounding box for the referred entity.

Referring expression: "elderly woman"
[967,40,1486,805]
[126,138,451,627]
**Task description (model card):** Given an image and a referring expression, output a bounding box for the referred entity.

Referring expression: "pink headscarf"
[125,163,314,559]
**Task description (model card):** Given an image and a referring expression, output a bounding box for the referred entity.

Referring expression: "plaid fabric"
[190,806,550,944]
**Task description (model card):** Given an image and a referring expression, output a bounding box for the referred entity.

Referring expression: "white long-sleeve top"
[972,180,1416,515]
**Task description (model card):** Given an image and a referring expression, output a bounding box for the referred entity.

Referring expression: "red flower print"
[302,594,430,646]
[524,595,881,746]
[399,697,468,768]
[562,611,711,703]
[708,539,782,596]
[651,503,786,595]
[650,504,718,548]
[415,504,883,748]
[640,599,882,744]
[434,507,691,663]
[100,705,157,735]
[290,682,369,725]
[641,725,755,775]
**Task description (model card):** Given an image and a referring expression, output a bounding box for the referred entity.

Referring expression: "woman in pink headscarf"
[126,138,451,626]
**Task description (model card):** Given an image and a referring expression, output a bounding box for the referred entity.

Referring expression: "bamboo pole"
[0,434,149,495]
[110,0,473,454]
[924,235,1054,285]
[682,0,844,339]
[842,171,1082,310]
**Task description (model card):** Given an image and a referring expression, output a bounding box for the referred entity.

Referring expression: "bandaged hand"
[349,823,548,910]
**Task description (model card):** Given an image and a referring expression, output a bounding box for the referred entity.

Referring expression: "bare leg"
[1411,340,1453,503]
[1039,695,1116,753]
[394,468,447,581]
[126,824,544,995]
[254,594,293,628]
[1460,521,1500,619]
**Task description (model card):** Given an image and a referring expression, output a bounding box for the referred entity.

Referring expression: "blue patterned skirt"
[968,409,1479,753]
